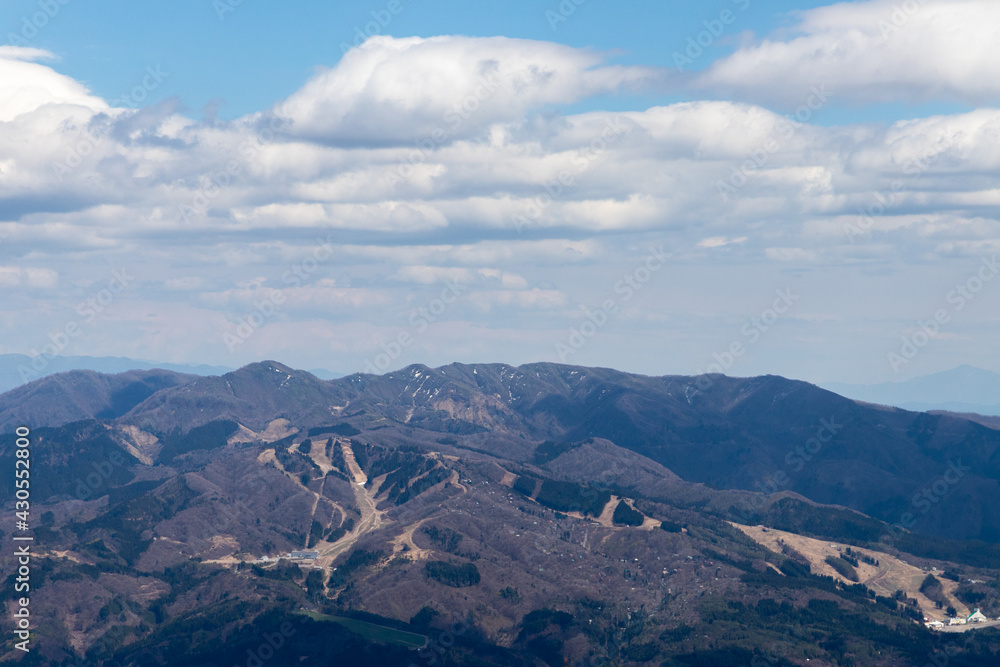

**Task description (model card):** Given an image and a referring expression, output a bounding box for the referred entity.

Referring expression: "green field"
[296,611,427,648]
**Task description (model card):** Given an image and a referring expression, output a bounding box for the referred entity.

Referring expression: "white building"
[967,609,988,624]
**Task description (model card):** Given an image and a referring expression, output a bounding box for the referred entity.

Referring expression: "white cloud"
[698,236,747,248]
[231,201,451,232]
[0,47,107,122]
[391,265,473,285]
[2,53,997,265]
[333,240,603,266]
[277,35,663,144]
[692,0,1000,107]
[390,265,530,289]
[4,29,1000,381]
[0,266,58,288]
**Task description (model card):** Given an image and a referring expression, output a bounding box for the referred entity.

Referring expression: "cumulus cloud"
[277,35,665,145]
[0,47,107,122]
[2,42,998,265]
[691,0,1000,107]
[3,28,1000,379]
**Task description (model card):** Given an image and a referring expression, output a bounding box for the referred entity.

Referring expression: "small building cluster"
[925,608,994,630]
[255,551,319,563]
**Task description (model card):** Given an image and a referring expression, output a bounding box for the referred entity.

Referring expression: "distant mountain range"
[822,365,1000,416]
[3,361,1000,664]
[0,354,342,394]
[4,361,1000,542]
[7,356,996,416]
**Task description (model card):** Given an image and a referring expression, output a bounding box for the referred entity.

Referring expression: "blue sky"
[2,0,999,385]
[5,0,956,122]
[1,0,784,113]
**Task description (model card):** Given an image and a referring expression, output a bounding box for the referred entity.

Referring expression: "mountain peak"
[232,360,299,375]
[220,361,328,386]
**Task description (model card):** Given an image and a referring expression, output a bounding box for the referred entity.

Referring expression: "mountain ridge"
[3,360,1000,664]
[6,360,1000,542]
[0,353,345,396]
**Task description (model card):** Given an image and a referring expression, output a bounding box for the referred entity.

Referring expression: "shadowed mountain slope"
[0,368,195,432]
